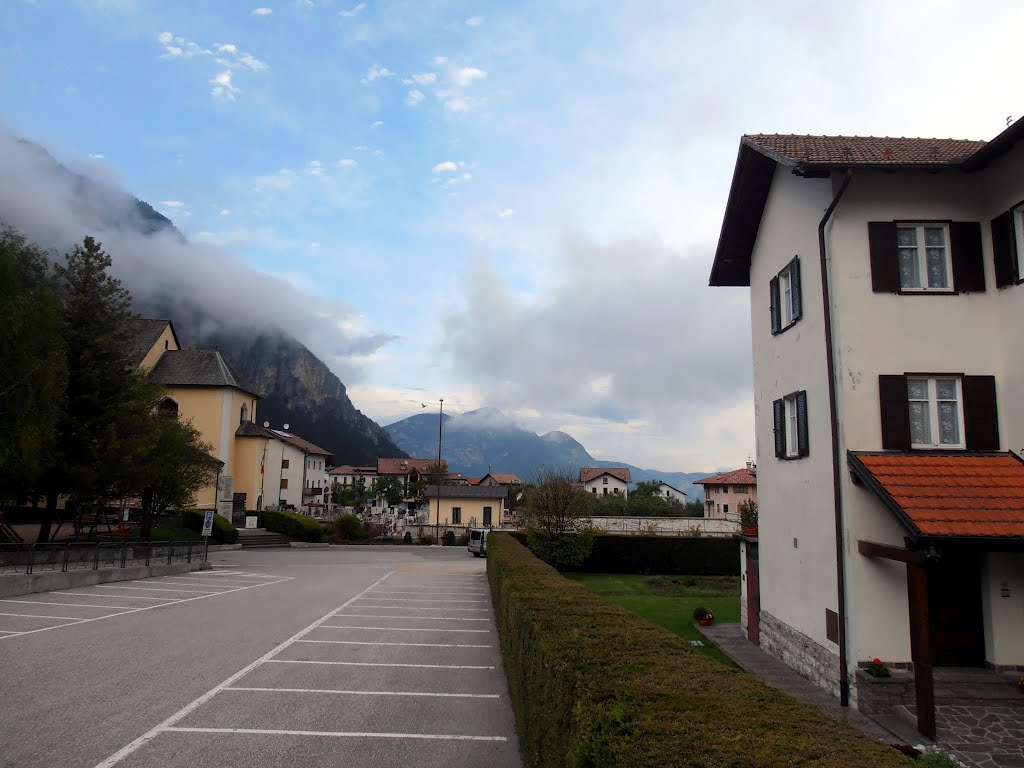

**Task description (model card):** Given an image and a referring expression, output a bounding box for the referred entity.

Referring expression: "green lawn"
[566,573,741,667]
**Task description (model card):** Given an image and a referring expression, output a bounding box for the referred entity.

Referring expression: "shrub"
[442,530,456,546]
[403,531,413,544]
[180,509,238,544]
[420,533,435,545]
[456,531,470,546]
[334,514,366,541]
[487,533,912,768]
[262,510,324,542]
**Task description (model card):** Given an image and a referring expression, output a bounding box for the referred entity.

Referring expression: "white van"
[468,529,488,557]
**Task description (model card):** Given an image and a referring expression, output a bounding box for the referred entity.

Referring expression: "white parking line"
[327,615,488,622]
[223,687,499,699]
[0,599,136,610]
[317,626,490,633]
[267,660,495,670]
[92,571,395,768]
[355,597,486,603]
[162,727,506,742]
[295,639,490,648]
[59,591,176,602]
[0,611,89,621]
[90,584,223,594]
[1,576,292,641]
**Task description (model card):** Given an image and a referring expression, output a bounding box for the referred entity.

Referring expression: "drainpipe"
[818,169,853,707]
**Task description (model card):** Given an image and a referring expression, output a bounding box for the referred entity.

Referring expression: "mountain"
[385,408,711,498]
[0,136,405,466]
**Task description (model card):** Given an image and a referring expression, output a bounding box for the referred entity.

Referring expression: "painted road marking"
[0,599,141,610]
[354,597,487,603]
[0,575,291,641]
[162,727,506,742]
[316,626,489,633]
[0,611,90,621]
[223,687,499,698]
[266,660,495,670]
[295,639,491,648]
[90,584,225,594]
[327,615,488,621]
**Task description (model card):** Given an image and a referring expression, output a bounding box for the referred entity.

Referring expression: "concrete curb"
[289,542,331,548]
[206,544,244,552]
[0,561,205,598]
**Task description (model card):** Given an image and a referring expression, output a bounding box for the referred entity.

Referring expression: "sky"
[2,0,1023,473]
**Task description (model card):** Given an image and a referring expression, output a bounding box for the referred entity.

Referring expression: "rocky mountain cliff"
[386,408,710,498]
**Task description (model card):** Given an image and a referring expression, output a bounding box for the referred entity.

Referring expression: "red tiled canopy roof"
[744,134,987,168]
[849,453,1024,538]
[694,468,757,486]
[580,467,632,483]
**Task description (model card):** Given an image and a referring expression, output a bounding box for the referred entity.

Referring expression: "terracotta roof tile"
[744,134,986,167]
[377,458,439,475]
[850,453,1024,538]
[580,467,632,483]
[694,468,757,486]
[484,473,522,485]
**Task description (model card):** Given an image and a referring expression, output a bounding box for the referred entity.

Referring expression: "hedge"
[487,533,911,768]
[180,509,239,544]
[513,533,740,576]
[261,510,324,542]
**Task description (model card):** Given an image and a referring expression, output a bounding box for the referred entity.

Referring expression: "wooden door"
[928,551,985,667]
[746,543,760,645]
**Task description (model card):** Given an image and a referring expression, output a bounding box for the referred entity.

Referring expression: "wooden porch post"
[907,561,935,740]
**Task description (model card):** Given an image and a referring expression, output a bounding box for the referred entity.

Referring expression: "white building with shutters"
[710,122,1024,738]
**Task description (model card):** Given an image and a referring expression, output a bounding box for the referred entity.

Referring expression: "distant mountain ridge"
[385,408,712,498]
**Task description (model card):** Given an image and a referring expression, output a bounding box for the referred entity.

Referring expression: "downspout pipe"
[817,169,853,707]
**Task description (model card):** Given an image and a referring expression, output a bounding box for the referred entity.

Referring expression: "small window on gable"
[164,339,169,350]
[770,256,801,335]
[602,476,608,484]
[773,390,809,459]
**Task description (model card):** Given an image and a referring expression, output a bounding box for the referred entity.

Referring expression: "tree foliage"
[0,226,66,500]
[373,474,404,507]
[524,467,594,568]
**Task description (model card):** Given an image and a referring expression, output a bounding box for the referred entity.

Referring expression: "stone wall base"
[759,611,841,698]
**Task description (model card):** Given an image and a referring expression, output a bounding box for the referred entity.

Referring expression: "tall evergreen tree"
[0,226,66,501]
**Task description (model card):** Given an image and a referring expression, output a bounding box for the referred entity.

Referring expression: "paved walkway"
[700,623,1024,768]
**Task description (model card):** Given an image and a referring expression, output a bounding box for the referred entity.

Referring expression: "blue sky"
[3,0,1023,471]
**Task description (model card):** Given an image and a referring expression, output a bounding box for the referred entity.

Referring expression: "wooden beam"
[858,540,927,564]
[907,562,936,740]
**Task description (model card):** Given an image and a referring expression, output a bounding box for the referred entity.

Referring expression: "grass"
[566,572,741,667]
[150,524,204,542]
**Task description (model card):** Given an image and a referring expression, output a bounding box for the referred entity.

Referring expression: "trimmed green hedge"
[180,509,239,544]
[513,532,740,575]
[487,533,911,768]
[262,510,324,542]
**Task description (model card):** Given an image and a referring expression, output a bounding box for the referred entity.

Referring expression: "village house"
[424,485,506,530]
[694,464,756,519]
[710,119,1024,736]
[580,467,631,498]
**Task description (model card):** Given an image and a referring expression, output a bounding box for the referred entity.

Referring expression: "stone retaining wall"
[759,610,841,698]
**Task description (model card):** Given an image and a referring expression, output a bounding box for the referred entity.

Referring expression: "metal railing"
[0,540,206,575]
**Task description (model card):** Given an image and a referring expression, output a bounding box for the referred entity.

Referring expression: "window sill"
[910,444,966,451]
[771,319,800,336]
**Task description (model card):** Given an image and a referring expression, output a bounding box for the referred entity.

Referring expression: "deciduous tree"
[524,466,594,568]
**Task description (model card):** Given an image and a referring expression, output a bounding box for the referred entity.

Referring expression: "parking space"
[94,565,521,768]
[0,569,291,640]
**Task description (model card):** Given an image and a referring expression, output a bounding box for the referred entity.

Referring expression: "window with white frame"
[907,377,965,449]
[897,224,952,292]
[770,256,801,334]
[785,393,799,458]
[452,506,462,524]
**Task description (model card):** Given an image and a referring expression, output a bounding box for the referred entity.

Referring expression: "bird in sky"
[421,403,427,408]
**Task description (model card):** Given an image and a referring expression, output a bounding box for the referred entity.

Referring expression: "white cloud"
[451,66,486,87]
[432,160,458,173]
[406,89,425,106]
[406,72,436,86]
[497,208,516,219]
[210,70,239,100]
[307,159,325,176]
[160,200,186,208]
[371,120,383,127]
[432,55,447,66]
[337,158,357,167]
[438,91,484,113]
[219,208,231,216]
[465,16,483,27]
[88,153,105,160]
[362,64,393,84]
[251,7,272,15]
[340,1,367,16]
[217,43,238,54]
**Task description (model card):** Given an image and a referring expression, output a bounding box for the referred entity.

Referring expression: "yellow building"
[424,485,505,529]
[129,319,262,513]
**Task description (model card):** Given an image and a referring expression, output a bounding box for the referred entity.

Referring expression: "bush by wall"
[261,510,324,542]
[180,509,239,544]
[512,532,740,576]
[487,533,911,768]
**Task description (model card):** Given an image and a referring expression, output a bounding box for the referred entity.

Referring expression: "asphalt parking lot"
[0,547,521,768]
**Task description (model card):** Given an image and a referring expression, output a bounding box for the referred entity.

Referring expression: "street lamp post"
[435,398,443,545]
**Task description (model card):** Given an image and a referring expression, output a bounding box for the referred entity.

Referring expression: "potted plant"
[864,658,890,678]
[693,607,714,627]
[739,499,758,536]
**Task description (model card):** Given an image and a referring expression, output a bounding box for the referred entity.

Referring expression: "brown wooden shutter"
[991,211,1018,288]
[963,375,1000,451]
[950,221,985,293]
[769,276,780,335]
[795,390,809,457]
[773,398,785,458]
[789,256,802,322]
[869,222,900,293]
[879,375,910,450]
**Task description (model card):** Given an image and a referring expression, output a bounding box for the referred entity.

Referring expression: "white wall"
[584,475,629,498]
[749,168,841,655]
[590,517,739,537]
[657,483,687,504]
